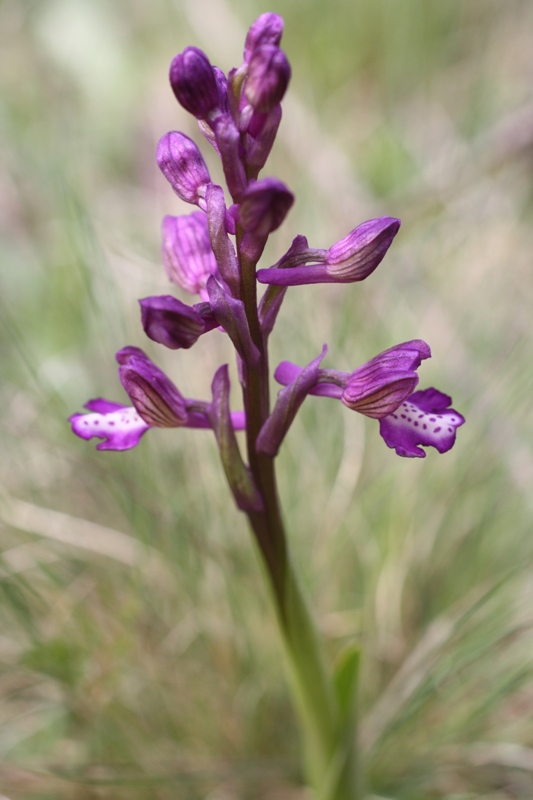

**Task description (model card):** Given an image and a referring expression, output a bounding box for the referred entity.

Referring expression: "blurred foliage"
[2,0,533,797]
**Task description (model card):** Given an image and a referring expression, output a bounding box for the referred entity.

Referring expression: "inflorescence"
[70,13,464,466]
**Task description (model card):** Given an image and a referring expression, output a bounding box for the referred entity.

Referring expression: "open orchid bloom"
[70,349,245,451]
[273,341,462,456]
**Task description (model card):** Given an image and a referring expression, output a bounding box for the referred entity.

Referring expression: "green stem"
[235,225,361,799]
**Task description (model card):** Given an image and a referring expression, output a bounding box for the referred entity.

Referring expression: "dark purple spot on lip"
[392,414,398,419]
[429,417,436,422]
[407,417,412,422]
[94,420,99,425]
[109,421,115,426]
[401,414,406,419]
[418,414,424,418]
[448,427,452,432]
[423,424,427,429]
[414,422,419,427]
[434,427,441,433]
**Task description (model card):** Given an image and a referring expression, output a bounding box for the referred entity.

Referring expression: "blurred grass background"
[2,0,533,797]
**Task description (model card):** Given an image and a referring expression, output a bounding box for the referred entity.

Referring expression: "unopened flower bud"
[139,295,217,350]
[257,216,401,286]
[244,13,284,62]
[244,45,291,113]
[326,217,400,281]
[157,132,211,207]
[161,213,219,297]
[238,177,294,237]
[169,47,220,119]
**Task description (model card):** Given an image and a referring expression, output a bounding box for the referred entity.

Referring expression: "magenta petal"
[161,213,219,296]
[273,360,303,385]
[84,398,127,414]
[379,388,465,458]
[70,405,150,451]
[408,387,452,412]
[257,263,331,286]
[157,131,210,206]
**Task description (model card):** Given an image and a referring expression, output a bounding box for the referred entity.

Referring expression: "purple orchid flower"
[70,348,245,451]
[272,341,462,456]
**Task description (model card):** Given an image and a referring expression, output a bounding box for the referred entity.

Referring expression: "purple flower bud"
[379,388,465,458]
[326,217,401,281]
[245,105,282,178]
[238,177,294,237]
[213,66,230,114]
[213,115,248,200]
[157,132,211,207]
[169,47,220,120]
[161,213,219,298]
[115,345,148,365]
[244,13,284,62]
[139,295,217,350]
[118,351,189,428]
[244,45,291,114]
[256,217,400,286]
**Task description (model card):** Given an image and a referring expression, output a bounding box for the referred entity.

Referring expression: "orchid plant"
[70,13,464,799]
